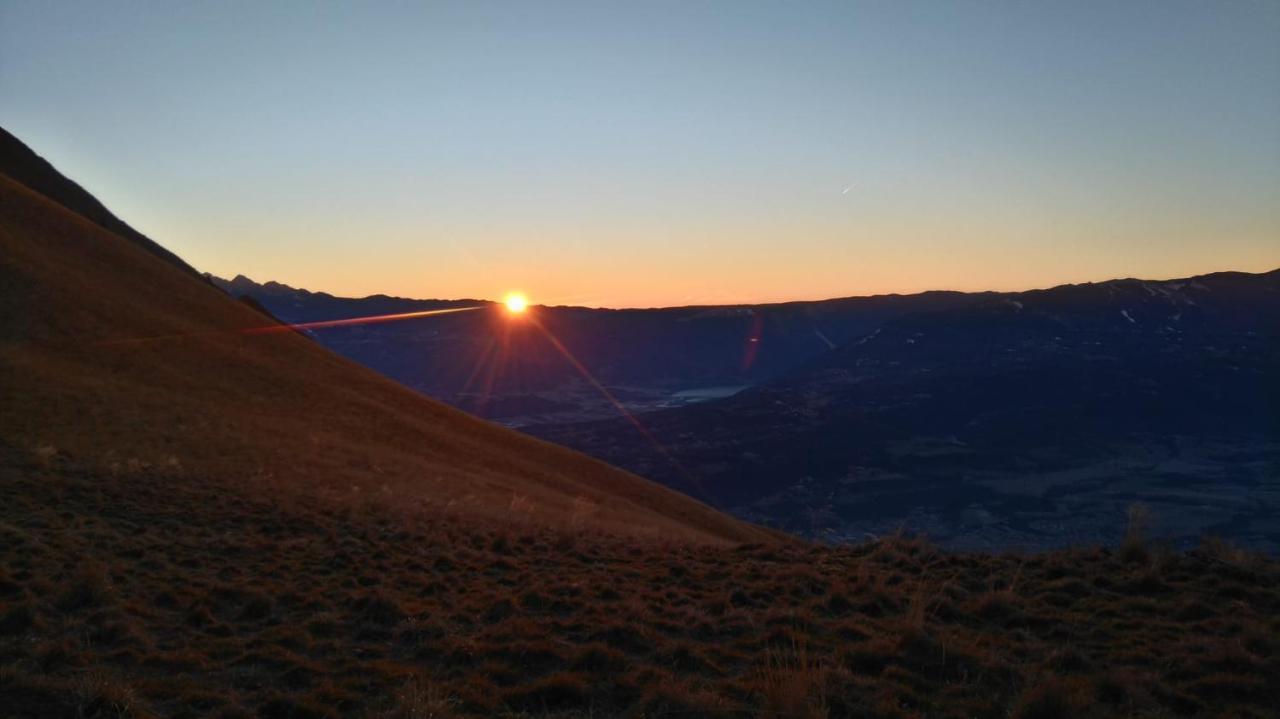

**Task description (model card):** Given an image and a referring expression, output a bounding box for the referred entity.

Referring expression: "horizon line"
[210,263,1280,312]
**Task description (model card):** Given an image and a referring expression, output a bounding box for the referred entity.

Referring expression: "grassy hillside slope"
[0,171,765,545]
[2,449,1277,717]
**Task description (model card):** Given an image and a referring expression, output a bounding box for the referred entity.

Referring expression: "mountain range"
[209,273,976,423]
[212,264,1279,551]
[532,269,1280,549]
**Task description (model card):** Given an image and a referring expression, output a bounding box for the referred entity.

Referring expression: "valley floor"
[2,446,1278,718]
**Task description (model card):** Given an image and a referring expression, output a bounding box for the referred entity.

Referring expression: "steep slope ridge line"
[0,170,770,545]
[0,126,201,278]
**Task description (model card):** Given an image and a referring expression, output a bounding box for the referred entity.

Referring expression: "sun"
[503,292,529,315]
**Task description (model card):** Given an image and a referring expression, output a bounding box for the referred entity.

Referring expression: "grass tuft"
[1119,503,1151,564]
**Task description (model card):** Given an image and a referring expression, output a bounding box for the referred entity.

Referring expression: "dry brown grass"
[1119,503,1151,564]
[376,677,457,719]
[3,447,1277,718]
[753,640,829,718]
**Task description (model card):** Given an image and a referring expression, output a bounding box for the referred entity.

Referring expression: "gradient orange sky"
[3,2,1277,308]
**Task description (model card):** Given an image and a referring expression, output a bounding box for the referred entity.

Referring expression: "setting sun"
[503,292,529,314]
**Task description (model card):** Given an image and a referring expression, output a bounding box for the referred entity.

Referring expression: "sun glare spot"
[504,292,529,314]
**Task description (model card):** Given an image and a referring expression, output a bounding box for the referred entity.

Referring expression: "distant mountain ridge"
[529,267,1280,550]
[207,273,979,423]
[209,273,485,321]
[205,265,1280,549]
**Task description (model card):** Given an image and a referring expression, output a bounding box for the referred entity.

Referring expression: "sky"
[2,1,1278,308]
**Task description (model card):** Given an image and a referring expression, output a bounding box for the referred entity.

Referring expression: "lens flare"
[504,292,529,314]
[95,305,482,347]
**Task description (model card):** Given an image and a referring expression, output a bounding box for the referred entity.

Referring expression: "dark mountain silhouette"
[210,273,975,422]
[530,270,1280,550]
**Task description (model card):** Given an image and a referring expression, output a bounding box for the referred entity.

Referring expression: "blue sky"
[3,1,1277,306]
